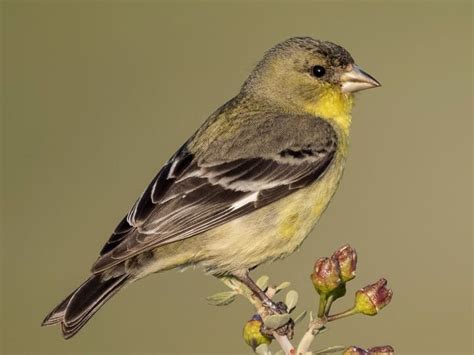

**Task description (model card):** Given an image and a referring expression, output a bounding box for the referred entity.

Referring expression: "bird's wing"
[92,120,338,273]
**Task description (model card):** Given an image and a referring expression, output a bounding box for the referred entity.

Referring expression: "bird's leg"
[231,269,294,339]
[231,269,288,315]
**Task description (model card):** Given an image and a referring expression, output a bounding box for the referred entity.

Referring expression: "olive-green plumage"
[42,37,380,338]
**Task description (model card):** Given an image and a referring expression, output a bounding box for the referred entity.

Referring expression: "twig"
[220,244,392,354]
[273,333,294,355]
[221,277,296,355]
[296,318,326,354]
[324,294,335,316]
[317,294,327,318]
[221,277,357,355]
[326,307,358,322]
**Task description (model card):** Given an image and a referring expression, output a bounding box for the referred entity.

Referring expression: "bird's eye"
[311,65,326,78]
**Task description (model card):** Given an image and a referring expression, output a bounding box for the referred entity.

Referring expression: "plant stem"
[326,307,358,322]
[324,294,335,316]
[317,294,327,318]
[296,318,326,354]
[273,332,295,355]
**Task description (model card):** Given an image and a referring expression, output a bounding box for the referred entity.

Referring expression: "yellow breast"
[304,85,354,139]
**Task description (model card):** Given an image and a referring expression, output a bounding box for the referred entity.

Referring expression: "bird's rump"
[93,116,338,274]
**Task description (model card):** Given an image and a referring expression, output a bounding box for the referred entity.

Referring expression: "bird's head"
[242,37,380,120]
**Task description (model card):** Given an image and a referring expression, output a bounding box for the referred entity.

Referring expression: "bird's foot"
[262,299,288,315]
[260,300,295,339]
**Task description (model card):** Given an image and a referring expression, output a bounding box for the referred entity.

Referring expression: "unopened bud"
[354,278,393,315]
[242,315,272,350]
[310,256,342,295]
[368,345,395,354]
[332,244,357,282]
[342,346,368,354]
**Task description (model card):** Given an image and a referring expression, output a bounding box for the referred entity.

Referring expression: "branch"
[216,244,394,354]
[296,317,326,354]
[221,277,296,355]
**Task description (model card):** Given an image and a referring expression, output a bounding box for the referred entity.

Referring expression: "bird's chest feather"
[272,154,346,252]
[196,154,346,273]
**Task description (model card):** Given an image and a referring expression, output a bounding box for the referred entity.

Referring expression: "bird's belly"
[194,157,346,274]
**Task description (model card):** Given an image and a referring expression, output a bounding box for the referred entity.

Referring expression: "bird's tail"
[41,273,130,339]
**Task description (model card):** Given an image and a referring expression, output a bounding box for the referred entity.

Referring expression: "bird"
[42,36,380,339]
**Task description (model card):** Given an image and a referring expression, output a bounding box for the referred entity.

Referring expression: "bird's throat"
[304,87,354,137]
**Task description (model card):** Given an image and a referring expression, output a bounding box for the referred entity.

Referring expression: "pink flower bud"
[342,346,368,354]
[354,278,393,315]
[368,345,395,354]
[332,244,357,282]
[310,256,342,295]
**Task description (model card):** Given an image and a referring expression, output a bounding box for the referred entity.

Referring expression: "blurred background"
[2,1,472,354]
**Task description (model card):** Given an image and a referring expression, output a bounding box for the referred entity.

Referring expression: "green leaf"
[293,310,307,324]
[275,281,291,293]
[256,275,270,291]
[314,345,347,354]
[263,313,290,329]
[285,290,299,311]
[255,344,271,355]
[205,291,236,306]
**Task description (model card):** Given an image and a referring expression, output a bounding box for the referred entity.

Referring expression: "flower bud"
[368,345,395,354]
[342,346,368,354]
[354,278,393,315]
[332,244,357,282]
[310,256,342,295]
[242,315,272,350]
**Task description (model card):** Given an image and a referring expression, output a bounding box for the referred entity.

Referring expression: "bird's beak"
[340,64,381,93]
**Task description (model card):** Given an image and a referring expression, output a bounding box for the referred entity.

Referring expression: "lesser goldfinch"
[42,37,380,338]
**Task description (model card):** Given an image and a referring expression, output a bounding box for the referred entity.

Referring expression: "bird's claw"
[260,317,295,339]
[262,300,288,314]
[260,300,294,339]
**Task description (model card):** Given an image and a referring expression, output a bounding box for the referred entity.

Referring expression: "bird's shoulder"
[188,95,338,162]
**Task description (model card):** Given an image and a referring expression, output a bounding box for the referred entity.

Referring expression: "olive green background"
[2,1,472,354]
